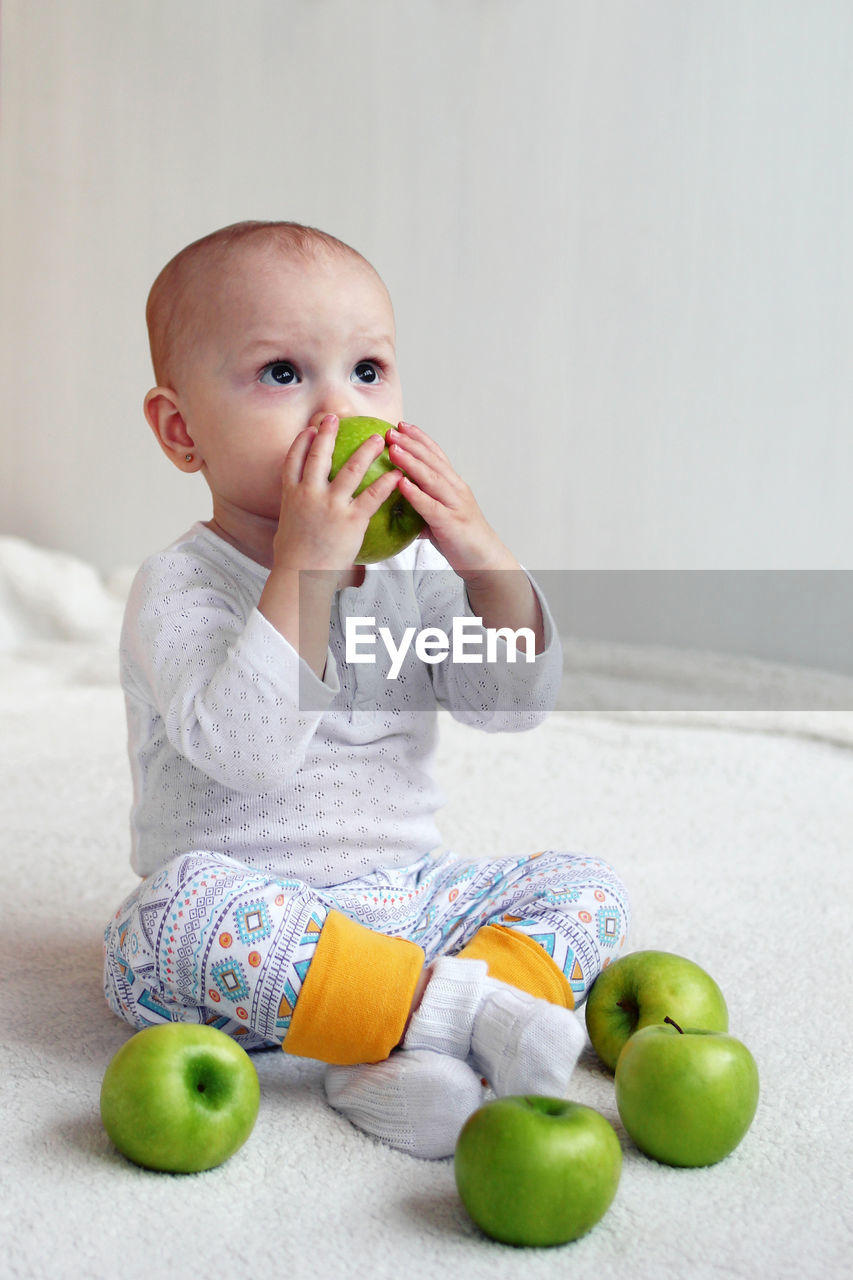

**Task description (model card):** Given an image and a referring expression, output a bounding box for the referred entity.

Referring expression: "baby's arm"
[122,554,334,792]
[123,419,403,794]
[386,421,545,651]
[259,414,401,675]
[413,536,562,734]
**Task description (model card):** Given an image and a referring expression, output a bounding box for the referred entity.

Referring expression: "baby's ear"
[143,387,202,472]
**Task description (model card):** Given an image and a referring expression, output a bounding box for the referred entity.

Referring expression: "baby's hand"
[387,421,545,648]
[273,415,400,573]
[386,422,516,578]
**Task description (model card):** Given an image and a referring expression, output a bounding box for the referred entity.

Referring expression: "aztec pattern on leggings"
[104,848,629,1051]
[104,852,328,1051]
[326,849,630,1005]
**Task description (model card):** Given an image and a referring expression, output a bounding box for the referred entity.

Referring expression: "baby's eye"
[259,362,299,386]
[352,361,381,385]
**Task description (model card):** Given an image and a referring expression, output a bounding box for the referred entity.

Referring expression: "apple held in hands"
[585,950,729,1071]
[615,1017,759,1167]
[329,416,425,564]
[100,1023,260,1173]
[454,1096,622,1248]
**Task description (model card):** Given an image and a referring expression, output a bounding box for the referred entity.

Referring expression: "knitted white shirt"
[121,523,562,887]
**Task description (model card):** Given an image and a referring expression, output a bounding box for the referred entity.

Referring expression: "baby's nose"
[308,410,339,432]
[308,404,356,432]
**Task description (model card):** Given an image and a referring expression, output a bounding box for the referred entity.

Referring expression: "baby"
[103,220,630,1158]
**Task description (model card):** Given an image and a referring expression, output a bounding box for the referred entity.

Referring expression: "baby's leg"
[323,852,629,1154]
[104,851,324,1049]
[104,850,483,1158]
[103,850,424,1058]
[449,850,631,1008]
[395,851,630,1096]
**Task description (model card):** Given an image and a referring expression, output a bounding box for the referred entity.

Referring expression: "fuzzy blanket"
[0,536,850,1279]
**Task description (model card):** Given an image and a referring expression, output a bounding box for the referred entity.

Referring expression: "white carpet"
[1,537,851,1280]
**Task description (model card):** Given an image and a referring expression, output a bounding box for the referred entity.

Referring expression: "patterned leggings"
[103,848,630,1054]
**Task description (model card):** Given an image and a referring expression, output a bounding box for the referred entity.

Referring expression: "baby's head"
[146,220,391,393]
[143,221,403,522]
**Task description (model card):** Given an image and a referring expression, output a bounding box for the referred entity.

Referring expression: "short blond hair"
[146,220,378,388]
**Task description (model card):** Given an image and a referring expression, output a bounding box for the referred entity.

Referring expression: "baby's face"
[175,246,403,525]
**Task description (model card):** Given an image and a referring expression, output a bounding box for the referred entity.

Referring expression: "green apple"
[100,1024,260,1173]
[454,1096,622,1247]
[585,950,728,1071]
[615,1017,759,1166]
[329,415,425,563]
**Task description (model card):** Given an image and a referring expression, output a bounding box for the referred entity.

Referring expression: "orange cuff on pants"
[456,924,574,1009]
[283,909,425,1065]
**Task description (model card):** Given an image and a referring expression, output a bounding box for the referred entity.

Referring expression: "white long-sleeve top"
[120,523,562,887]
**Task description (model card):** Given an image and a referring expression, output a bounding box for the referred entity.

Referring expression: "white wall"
[1,0,851,584]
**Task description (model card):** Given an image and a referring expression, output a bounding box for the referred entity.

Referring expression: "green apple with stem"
[329,416,425,563]
[100,1023,260,1173]
[585,950,729,1071]
[615,1016,759,1166]
[454,1096,622,1247]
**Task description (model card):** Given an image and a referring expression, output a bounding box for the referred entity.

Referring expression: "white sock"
[470,977,586,1097]
[403,956,489,1059]
[404,956,585,1097]
[324,1049,485,1160]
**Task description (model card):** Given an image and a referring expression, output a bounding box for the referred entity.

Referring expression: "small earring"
[185,453,194,462]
